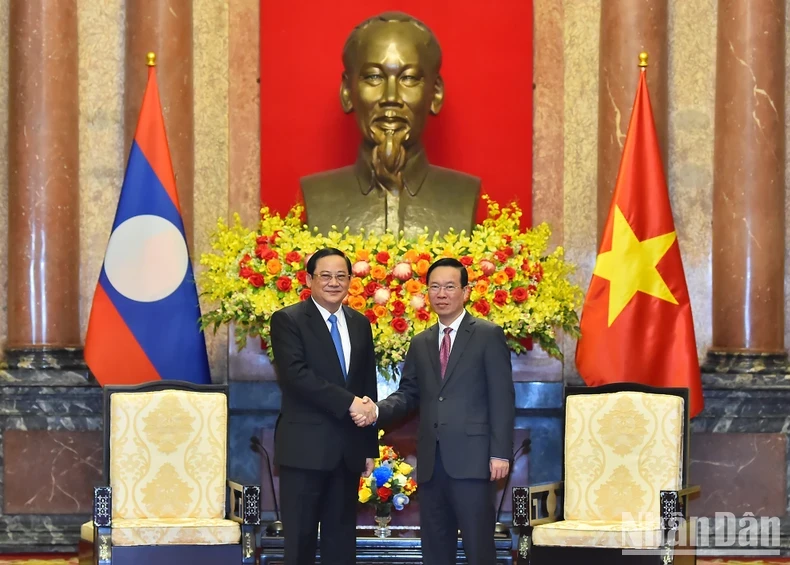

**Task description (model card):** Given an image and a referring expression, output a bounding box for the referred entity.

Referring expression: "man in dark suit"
[355,257,515,565]
[270,247,379,565]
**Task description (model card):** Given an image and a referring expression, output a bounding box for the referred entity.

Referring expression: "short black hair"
[426,257,468,287]
[306,247,352,275]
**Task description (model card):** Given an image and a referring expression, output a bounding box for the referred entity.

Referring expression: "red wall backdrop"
[259,1,534,227]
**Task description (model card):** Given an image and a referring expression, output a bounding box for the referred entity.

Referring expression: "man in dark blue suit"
[270,247,379,565]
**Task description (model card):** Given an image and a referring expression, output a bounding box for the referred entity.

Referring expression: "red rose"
[364,281,380,297]
[276,276,292,292]
[299,288,312,301]
[521,260,531,272]
[364,309,378,324]
[493,290,508,306]
[296,270,308,285]
[494,250,508,263]
[239,266,254,279]
[503,246,514,257]
[459,255,473,266]
[418,253,431,261]
[504,267,516,280]
[285,251,302,264]
[248,273,264,287]
[256,236,268,245]
[376,251,390,264]
[239,253,251,265]
[255,245,277,261]
[473,299,490,316]
[391,300,406,317]
[391,317,408,333]
[377,487,392,502]
[511,287,528,303]
[416,308,431,321]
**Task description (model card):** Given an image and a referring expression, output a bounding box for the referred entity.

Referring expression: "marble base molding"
[3,348,87,371]
[0,368,101,553]
[701,350,790,375]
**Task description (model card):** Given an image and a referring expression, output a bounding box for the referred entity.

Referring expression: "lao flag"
[84,60,211,386]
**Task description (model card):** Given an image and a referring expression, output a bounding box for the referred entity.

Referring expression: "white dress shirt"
[437,310,466,351]
[312,298,351,373]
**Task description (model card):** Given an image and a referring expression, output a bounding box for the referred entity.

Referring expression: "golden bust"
[300,11,480,239]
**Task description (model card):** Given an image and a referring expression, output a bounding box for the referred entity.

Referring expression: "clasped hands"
[349,396,377,427]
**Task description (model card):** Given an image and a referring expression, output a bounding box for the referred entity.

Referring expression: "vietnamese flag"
[575,65,703,418]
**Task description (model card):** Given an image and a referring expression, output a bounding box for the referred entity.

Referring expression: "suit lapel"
[426,324,442,387]
[440,312,476,390]
[303,299,345,385]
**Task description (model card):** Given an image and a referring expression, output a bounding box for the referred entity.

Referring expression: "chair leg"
[516,528,533,565]
[95,526,112,565]
[241,524,256,564]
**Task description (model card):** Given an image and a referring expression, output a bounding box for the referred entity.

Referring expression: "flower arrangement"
[358,430,417,518]
[198,195,583,380]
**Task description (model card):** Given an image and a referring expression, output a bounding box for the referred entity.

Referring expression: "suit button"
[439,396,444,402]
[433,423,438,428]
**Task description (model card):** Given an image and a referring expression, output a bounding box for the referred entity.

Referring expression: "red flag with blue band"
[84,60,211,386]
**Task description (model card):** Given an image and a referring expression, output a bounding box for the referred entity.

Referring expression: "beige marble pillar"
[6,0,82,367]
[705,0,786,372]
[597,0,668,240]
[125,0,194,248]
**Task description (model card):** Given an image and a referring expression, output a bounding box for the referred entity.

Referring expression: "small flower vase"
[374,503,392,538]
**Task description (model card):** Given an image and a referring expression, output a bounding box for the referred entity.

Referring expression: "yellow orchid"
[199,195,582,379]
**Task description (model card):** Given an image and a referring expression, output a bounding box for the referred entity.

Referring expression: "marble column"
[704,0,787,373]
[125,0,195,248]
[596,0,668,241]
[5,0,82,368]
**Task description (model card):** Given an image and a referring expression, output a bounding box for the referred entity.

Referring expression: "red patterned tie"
[440,327,452,378]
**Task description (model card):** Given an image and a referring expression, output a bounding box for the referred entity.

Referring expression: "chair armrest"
[93,486,112,527]
[512,481,564,527]
[228,479,261,525]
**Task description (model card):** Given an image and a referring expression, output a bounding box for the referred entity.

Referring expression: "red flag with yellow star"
[575,66,704,418]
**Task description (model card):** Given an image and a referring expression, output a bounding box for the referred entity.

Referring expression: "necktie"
[328,314,347,379]
[440,327,452,378]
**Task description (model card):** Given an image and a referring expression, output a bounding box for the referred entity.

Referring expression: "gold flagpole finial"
[638,52,648,68]
[147,52,156,67]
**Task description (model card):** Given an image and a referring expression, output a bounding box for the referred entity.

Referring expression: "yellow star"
[594,205,678,326]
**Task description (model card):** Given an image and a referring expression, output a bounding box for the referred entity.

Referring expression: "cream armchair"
[80,381,260,565]
[512,384,700,565]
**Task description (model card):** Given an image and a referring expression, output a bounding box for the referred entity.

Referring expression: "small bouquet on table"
[358,430,417,537]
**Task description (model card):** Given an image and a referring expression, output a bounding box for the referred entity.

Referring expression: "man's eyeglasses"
[428,284,463,294]
[314,272,350,284]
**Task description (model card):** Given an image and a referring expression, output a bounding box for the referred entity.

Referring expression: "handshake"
[349,396,377,427]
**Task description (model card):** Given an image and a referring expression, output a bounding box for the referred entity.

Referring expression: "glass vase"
[374,503,393,538]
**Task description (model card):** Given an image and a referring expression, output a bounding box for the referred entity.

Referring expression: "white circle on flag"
[104,214,189,302]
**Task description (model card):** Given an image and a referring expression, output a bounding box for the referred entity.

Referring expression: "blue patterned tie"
[328,314,347,379]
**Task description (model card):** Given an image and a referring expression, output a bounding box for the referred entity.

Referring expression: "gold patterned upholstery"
[81,518,240,546]
[533,391,684,548]
[104,389,236,547]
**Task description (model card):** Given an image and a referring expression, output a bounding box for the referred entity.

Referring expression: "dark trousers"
[279,463,359,565]
[420,443,497,565]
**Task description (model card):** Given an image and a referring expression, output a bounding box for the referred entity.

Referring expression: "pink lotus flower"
[480,259,496,276]
[374,288,391,305]
[392,262,413,281]
[410,295,426,310]
[353,260,371,277]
